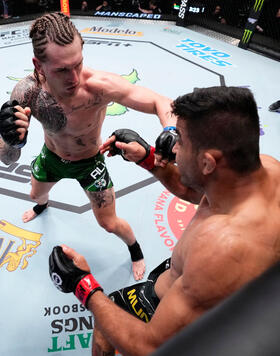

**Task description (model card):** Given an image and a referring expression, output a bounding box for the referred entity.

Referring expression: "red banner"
[60,0,70,17]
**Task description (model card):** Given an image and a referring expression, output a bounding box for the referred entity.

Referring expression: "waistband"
[43,144,102,164]
[147,258,171,284]
[141,282,160,309]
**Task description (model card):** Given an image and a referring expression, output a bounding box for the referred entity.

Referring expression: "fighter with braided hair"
[0,12,175,281]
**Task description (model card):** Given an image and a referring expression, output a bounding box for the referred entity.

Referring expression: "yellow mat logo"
[81,26,143,37]
[0,220,42,271]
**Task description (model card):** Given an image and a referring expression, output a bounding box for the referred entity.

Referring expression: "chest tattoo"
[67,93,103,114]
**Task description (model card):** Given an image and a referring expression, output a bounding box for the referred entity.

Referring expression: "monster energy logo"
[253,0,264,12]
[242,29,253,44]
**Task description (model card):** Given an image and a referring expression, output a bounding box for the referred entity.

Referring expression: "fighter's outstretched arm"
[93,72,175,128]
[100,129,202,204]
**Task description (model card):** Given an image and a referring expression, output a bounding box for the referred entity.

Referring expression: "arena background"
[0,1,279,355]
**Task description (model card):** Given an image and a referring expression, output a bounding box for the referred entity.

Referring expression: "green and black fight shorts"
[31,144,113,192]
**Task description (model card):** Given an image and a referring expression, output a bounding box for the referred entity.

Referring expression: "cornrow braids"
[29,12,84,84]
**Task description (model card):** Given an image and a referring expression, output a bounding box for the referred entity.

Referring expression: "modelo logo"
[177,38,233,67]
[81,26,143,37]
[178,0,189,19]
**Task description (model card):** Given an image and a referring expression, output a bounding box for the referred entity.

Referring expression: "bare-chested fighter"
[0,12,174,280]
[49,86,280,356]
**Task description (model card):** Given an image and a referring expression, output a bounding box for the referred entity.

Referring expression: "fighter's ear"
[32,57,44,75]
[201,150,222,175]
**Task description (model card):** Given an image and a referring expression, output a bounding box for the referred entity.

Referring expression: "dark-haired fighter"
[0,12,174,281]
[50,86,280,356]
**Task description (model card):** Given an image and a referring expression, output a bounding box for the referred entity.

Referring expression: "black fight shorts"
[109,258,171,322]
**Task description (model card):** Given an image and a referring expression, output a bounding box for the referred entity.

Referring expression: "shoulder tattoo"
[11,76,67,132]
[11,75,39,109]
[36,90,67,132]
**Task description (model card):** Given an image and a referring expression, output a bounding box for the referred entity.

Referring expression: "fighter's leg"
[92,279,155,355]
[85,187,145,281]
[92,324,115,356]
[22,175,56,223]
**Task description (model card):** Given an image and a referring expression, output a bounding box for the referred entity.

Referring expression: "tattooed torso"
[10,71,109,160]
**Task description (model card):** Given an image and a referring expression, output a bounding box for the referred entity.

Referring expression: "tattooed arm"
[0,139,21,165]
[12,74,67,132]
[0,103,30,164]
[10,74,39,109]
[0,75,35,164]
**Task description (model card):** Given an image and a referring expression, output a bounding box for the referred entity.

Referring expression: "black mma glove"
[110,128,155,170]
[155,126,178,161]
[49,246,103,308]
[0,100,28,148]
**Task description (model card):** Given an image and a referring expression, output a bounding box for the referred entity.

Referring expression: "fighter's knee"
[30,191,41,201]
[97,219,117,233]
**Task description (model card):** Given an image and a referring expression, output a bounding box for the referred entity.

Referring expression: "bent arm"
[151,163,202,203]
[56,246,199,356]
[100,137,202,203]
[0,104,30,165]
[0,76,35,164]
[88,277,202,356]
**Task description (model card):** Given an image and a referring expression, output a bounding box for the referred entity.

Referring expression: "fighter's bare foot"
[22,202,48,223]
[132,259,145,281]
[22,209,38,223]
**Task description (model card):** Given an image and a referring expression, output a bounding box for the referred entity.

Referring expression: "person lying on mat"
[49,86,280,356]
